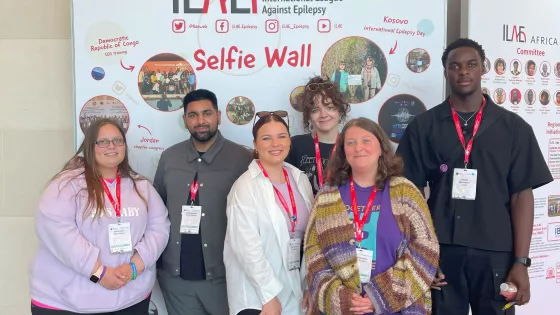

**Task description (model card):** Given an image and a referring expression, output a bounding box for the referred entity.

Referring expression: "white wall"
[0,0,74,314]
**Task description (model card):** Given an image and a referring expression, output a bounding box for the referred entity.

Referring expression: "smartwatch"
[515,257,532,267]
[90,266,104,283]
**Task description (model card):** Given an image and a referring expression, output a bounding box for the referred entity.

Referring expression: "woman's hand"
[113,264,133,281]
[260,297,282,315]
[349,293,374,315]
[301,290,313,315]
[99,267,128,290]
[431,267,448,290]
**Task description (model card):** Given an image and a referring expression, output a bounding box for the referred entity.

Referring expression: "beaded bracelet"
[130,262,137,280]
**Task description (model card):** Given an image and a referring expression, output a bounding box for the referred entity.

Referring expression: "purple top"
[272,170,310,240]
[29,169,170,313]
[339,180,403,315]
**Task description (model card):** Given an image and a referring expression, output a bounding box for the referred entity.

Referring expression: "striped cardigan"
[304,176,439,315]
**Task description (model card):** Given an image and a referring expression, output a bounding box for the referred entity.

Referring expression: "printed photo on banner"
[540,61,551,77]
[289,86,305,112]
[406,48,431,73]
[377,94,426,143]
[482,87,491,96]
[555,91,560,106]
[493,88,506,105]
[138,53,197,112]
[79,95,130,134]
[483,58,491,74]
[226,96,255,126]
[526,60,536,77]
[510,88,521,105]
[555,62,560,78]
[321,36,388,104]
[548,196,560,217]
[540,89,550,106]
[494,58,506,75]
[525,89,536,106]
[510,59,522,76]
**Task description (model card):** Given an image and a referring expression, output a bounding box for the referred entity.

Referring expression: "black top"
[396,95,553,252]
[286,133,335,195]
[180,171,206,280]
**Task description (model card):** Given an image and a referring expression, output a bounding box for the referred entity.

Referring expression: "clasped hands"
[99,264,134,290]
[349,293,374,315]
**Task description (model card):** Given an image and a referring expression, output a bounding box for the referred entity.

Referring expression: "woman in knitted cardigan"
[304,118,440,315]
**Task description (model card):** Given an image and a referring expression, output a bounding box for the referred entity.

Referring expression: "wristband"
[130,262,137,280]
[99,266,107,281]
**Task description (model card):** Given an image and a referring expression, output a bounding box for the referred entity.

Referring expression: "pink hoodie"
[29,169,170,313]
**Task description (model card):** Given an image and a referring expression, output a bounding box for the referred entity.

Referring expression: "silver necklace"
[458,110,479,126]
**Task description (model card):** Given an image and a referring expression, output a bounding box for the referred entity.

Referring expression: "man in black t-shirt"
[397,38,553,315]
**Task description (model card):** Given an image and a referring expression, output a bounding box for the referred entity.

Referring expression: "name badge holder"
[450,97,486,201]
[181,180,202,234]
[257,161,301,271]
[349,178,377,283]
[314,132,338,189]
[101,175,133,254]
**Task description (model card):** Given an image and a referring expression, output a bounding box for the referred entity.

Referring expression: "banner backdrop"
[71,0,447,313]
[469,0,559,313]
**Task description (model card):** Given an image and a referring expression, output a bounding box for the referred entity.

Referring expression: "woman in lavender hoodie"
[29,118,170,315]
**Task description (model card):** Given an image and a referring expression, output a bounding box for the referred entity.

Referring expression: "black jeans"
[237,310,260,315]
[432,244,514,315]
[31,295,151,315]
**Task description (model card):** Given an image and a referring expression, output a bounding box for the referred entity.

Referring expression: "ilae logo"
[173,0,258,14]
[502,24,526,43]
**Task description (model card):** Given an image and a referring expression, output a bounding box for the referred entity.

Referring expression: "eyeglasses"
[95,138,125,148]
[252,110,289,128]
[306,82,334,91]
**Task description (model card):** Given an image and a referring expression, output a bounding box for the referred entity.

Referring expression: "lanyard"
[257,161,298,233]
[313,133,338,188]
[450,97,486,168]
[101,175,122,221]
[349,178,377,244]
[190,180,199,204]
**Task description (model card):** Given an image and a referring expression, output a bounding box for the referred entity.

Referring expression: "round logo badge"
[440,164,448,173]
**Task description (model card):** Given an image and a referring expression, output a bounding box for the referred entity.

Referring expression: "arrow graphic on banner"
[120,59,135,72]
[389,41,398,55]
[138,124,152,135]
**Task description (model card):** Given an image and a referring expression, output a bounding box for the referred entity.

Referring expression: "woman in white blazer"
[224,111,314,315]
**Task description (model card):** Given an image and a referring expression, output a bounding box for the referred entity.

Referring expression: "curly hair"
[299,76,350,132]
[326,117,403,190]
[441,38,486,67]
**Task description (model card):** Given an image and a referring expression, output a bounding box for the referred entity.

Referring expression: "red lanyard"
[450,97,486,168]
[257,161,298,233]
[349,177,377,243]
[313,133,338,188]
[101,175,121,219]
[190,180,199,202]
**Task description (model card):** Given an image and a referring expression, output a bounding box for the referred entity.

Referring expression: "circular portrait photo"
[494,58,506,75]
[289,86,305,112]
[138,53,197,112]
[510,60,522,76]
[79,95,130,134]
[526,60,536,77]
[555,62,560,78]
[378,94,426,143]
[540,61,551,78]
[226,96,256,125]
[482,87,491,96]
[554,91,560,106]
[321,36,388,104]
[540,89,550,105]
[510,88,522,105]
[483,58,491,75]
[406,48,430,73]
[493,88,506,105]
[91,67,105,80]
[525,89,536,106]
